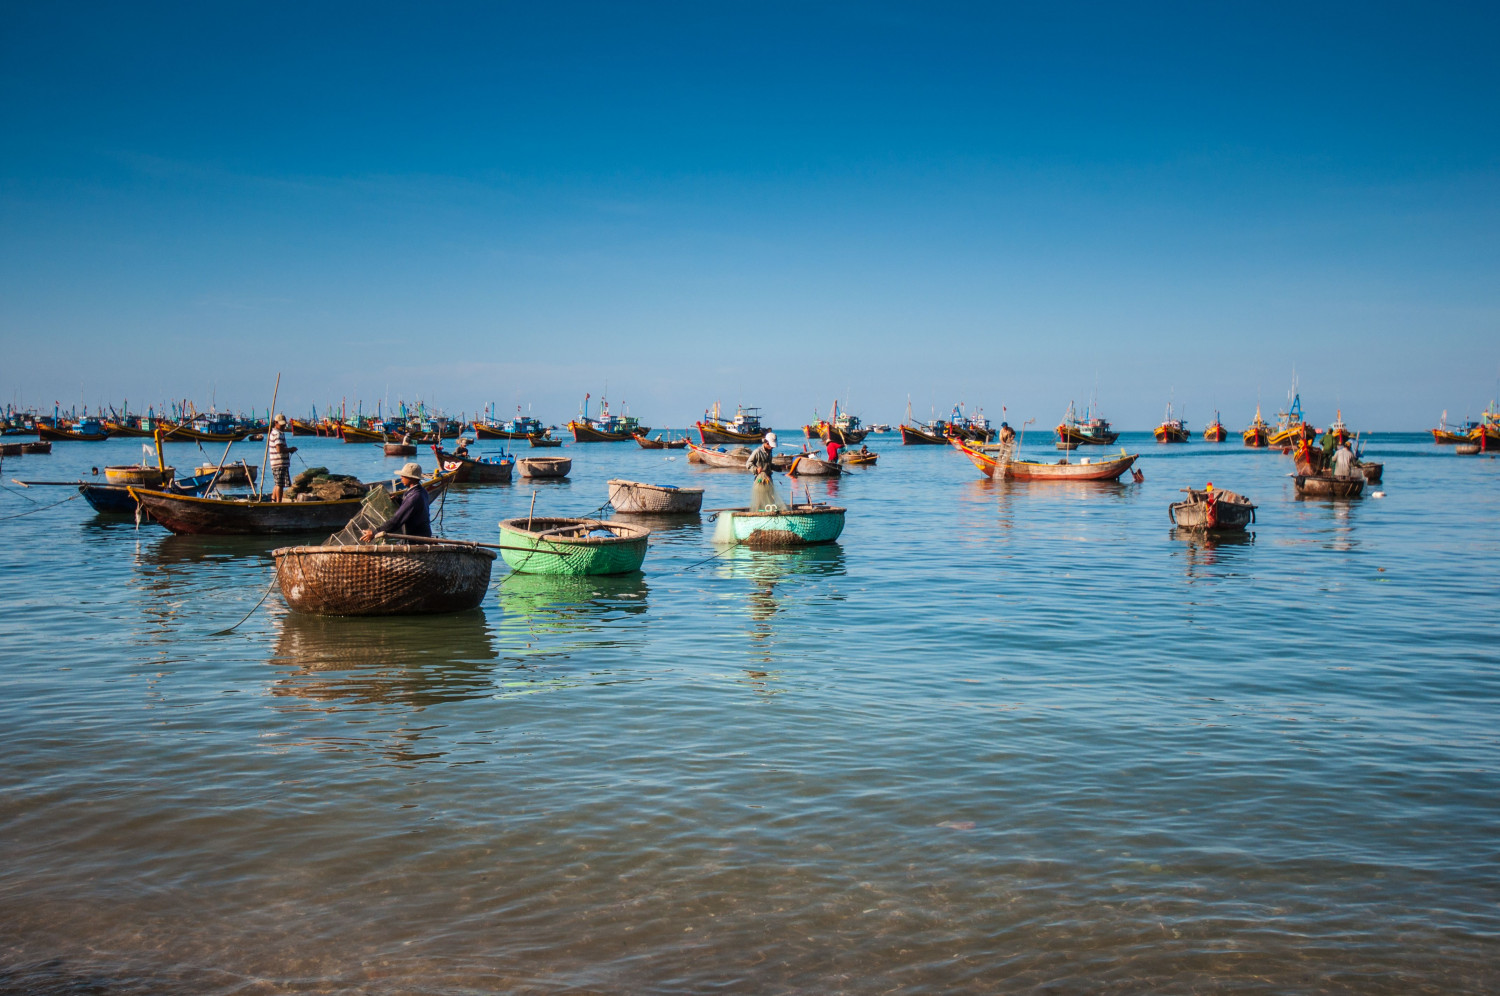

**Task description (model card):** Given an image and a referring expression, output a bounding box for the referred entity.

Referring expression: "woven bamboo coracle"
[273,543,496,615]
[607,479,704,514]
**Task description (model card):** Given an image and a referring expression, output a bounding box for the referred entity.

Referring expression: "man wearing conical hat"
[361,462,432,542]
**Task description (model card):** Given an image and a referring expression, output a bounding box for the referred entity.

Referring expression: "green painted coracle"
[498,517,650,575]
[711,504,846,548]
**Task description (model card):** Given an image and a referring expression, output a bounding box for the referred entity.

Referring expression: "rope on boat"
[0,491,81,519]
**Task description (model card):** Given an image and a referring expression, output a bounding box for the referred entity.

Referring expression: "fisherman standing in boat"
[747,436,776,481]
[360,462,432,541]
[1332,439,1356,478]
[268,414,292,502]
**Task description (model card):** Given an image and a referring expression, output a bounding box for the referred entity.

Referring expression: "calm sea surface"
[1,431,1497,994]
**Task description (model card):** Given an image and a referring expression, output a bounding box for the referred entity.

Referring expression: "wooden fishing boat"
[568,394,647,442]
[948,403,996,442]
[1056,440,1079,450]
[1319,410,1354,447]
[103,465,175,487]
[710,504,846,548]
[290,418,321,436]
[607,479,705,514]
[899,422,948,445]
[102,419,157,438]
[955,439,1138,482]
[1203,413,1228,442]
[517,456,571,479]
[22,441,50,454]
[497,517,650,575]
[1154,403,1190,443]
[787,454,842,476]
[338,422,387,443]
[530,436,565,448]
[801,423,819,439]
[1471,406,1500,448]
[687,442,749,468]
[384,442,417,457]
[811,401,870,444]
[37,420,110,441]
[195,463,258,485]
[840,450,878,466]
[273,542,495,615]
[695,402,767,445]
[79,472,218,514]
[161,416,251,443]
[568,421,644,442]
[128,476,450,535]
[1294,474,1365,499]
[1169,487,1256,531]
[1268,387,1317,447]
[634,432,688,449]
[434,446,514,483]
[1242,405,1271,447]
[1056,400,1119,446]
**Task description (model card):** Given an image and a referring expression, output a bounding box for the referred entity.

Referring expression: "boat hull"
[339,424,387,443]
[787,455,841,476]
[1242,427,1270,447]
[1203,424,1228,442]
[634,434,688,449]
[129,489,367,534]
[1294,475,1365,499]
[434,447,514,483]
[37,424,109,441]
[955,440,1138,481]
[899,424,947,445]
[274,543,495,615]
[714,505,846,548]
[569,421,646,443]
[607,479,704,514]
[696,422,766,445]
[1170,490,1256,530]
[1056,425,1120,446]
[498,517,649,575]
[686,443,752,469]
[1154,425,1190,443]
[103,422,157,438]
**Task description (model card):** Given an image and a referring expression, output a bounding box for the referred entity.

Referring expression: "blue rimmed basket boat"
[497,517,650,575]
[710,504,845,548]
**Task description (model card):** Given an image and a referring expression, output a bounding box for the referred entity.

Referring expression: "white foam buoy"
[1372,491,1385,498]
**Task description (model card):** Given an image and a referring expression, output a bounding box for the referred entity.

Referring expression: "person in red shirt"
[825,438,842,463]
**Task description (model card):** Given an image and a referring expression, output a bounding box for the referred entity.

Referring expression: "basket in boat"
[497,517,649,575]
[104,465,174,486]
[273,542,496,615]
[1169,488,1256,530]
[607,479,704,514]
[518,456,572,479]
[196,463,258,484]
[711,504,846,548]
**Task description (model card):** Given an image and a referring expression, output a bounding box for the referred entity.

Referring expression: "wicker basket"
[607,479,704,513]
[273,543,496,615]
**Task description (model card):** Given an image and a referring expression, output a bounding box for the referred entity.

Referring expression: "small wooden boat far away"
[954,439,1139,482]
[1203,412,1228,442]
[433,446,515,483]
[517,456,571,479]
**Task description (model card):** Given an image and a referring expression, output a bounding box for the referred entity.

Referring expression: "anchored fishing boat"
[710,504,846,548]
[1431,411,1479,444]
[1154,403,1190,443]
[433,445,515,483]
[811,401,869,444]
[1170,487,1256,531]
[568,393,647,442]
[634,432,688,449]
[1319,410,1354,447]
[384,442,417,457]
[607,480,704,514]
[1203,412,1228,442]
[79,472,219,514]
[1056,400,1119,446]
[955,439,1139,482]
[1268,386,1318,447]
[1242,405,1271,447]
[274,542,495,615]
[337,420,390,444]
[686,442,752,468]
[695,402,767,445]
[1469,405,1499,448]
[899,400,950,444]
[37,418,110,441]
[529,436,565,447]
[948,403,996,442]
[473,406,549,440]
[497,517,650,575]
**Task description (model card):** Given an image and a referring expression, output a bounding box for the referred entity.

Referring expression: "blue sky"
[2,1,1497,429]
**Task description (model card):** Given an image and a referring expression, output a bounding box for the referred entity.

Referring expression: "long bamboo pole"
[256,373,281,499]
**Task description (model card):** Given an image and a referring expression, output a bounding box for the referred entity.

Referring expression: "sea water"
[1,432,1497,993]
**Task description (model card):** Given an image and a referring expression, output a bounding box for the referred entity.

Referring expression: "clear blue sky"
[3,1,1497,429]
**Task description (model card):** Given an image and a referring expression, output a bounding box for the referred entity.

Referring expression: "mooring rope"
[0,492,82,520]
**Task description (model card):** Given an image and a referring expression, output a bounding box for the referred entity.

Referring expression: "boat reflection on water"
[1170,528,1255,575]
[714,544,846,672]
[141,532,290,566]
[268,610,500,707]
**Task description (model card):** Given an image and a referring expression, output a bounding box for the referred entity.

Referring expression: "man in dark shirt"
[361,462,431,541]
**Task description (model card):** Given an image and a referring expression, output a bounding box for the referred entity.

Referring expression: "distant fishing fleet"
[4,380,1495,622]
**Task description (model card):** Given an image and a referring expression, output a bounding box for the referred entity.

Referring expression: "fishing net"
[326,487,396,546]
[749,474,789,513]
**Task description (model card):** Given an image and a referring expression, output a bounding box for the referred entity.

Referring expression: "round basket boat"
[711,504,846,548]
[607,479,704,514]
[104,464,174,486]
[1456,443,1480,455]
[497,517,649,575]
[518,456,572,479]
[273,542,496,615]
[384,442,417,456]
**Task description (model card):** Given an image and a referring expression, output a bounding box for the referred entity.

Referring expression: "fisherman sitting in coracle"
[361,462,432,541]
